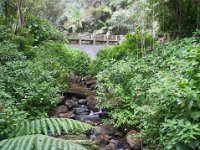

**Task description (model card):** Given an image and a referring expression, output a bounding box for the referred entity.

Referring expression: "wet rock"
[94,134,111,146]
[105,142,116,150]
[126,130,142,150]
[60,134,88,140]
[88,84,97,90]
[68,74,81,83]
[95,125,118,135]
[99,112,109,119]
[117,139,131,149]
[82,76,92,81]
[91,76,97,80]
[54,105,69,116]
[78,99,87,105]
[114,132,123,138]
[76,114,100,123]
[80,105,89,108]
[65,84,94,99]
[80,81,86,87]
[65,100,77,109]
[57,95,65,104]
[59,111,75,119]
[85,119,100,126]
[86,95,98,111]
[86,80,96,86]
[74,107,90,115]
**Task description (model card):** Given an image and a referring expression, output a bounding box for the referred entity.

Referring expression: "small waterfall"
[89,110,94,116]
[99,108,103,113]
[89,108,104,116]
[89,128,97,140]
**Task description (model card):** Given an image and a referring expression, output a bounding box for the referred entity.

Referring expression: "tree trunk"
[4,0,8,25]
[16,0,24,28]
[197,1,200,29]
[172,0,181,37]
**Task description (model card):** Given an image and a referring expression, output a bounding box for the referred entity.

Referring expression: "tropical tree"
[150,0,200,38]
[0,0,38,31]
[62,6,85,32]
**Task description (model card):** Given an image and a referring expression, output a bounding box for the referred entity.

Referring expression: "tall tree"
[16,0,24,27]
[172,0,181,37]
[153,0,200,38]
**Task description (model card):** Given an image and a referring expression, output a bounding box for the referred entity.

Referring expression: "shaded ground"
[69,44,105,59]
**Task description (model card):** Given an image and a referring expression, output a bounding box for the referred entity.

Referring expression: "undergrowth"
[92,31,200,149]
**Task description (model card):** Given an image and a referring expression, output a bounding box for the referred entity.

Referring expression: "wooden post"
[92,33,96,45]
[104,34,106,41]
[78,33,81,45]
[106,31,110,44]
[120,35,123,40]
[93,39,96,45]
[78,39,82,45]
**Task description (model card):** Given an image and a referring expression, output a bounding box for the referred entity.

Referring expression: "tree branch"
[24,0,36,19]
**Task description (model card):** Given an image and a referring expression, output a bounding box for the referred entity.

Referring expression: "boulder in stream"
[65,83,94,99]
[74,107,90,115]
[78,99,87,105]
[126,130,142,150]
[65,100,77,109]
[86,95,98,111]
[95,125,118,135]
[59,111,75,119]
[54,105,69,116]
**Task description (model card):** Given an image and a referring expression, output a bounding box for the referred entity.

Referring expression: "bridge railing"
[68,33,124,45]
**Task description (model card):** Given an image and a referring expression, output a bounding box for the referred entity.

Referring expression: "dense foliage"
[1,0,200,149]
[89,31,154,75]
[0,16,90,139]
[93,32,200,149]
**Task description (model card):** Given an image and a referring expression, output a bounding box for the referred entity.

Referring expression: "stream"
[53,75,141,150]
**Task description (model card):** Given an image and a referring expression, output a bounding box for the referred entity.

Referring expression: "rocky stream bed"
[53,75,142,150]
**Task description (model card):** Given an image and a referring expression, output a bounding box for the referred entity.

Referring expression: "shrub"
[26,16,66,46]
[34,41,90,76]
[96,58,158,127]
[141,42,200,149]
[0,18,90,139]
[89,32,154,75]
[95,32,200,149]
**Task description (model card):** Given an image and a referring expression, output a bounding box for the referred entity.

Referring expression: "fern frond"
[12,118,93,137]
[0,134,87,150]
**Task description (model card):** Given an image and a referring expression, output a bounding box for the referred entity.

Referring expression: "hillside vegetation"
[0,0,200,149]
[91,31,200,149]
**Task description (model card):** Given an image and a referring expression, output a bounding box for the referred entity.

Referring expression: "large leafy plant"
[0,118,93,150]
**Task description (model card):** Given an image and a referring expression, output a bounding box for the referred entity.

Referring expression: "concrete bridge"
[69,44,107,59]
[68,33,124,59]
[68,33,123,45]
